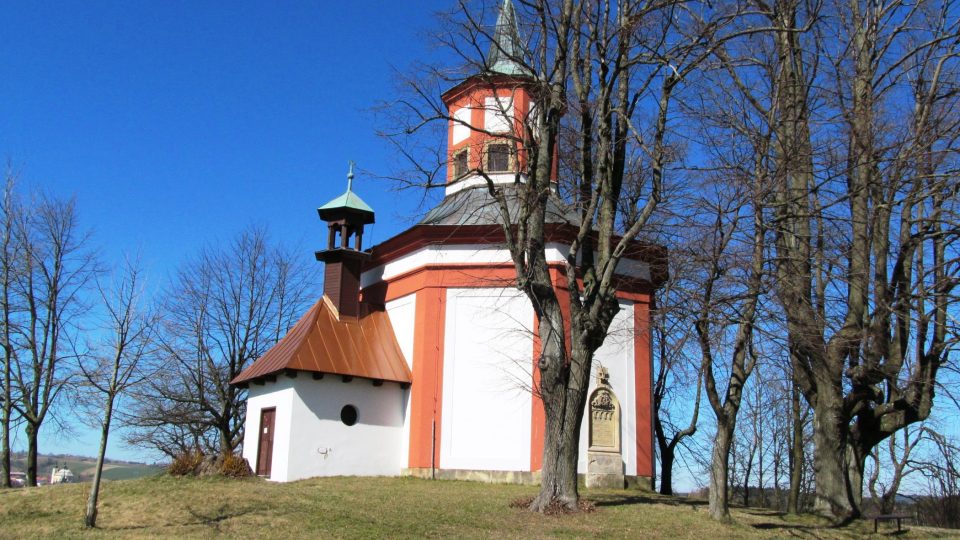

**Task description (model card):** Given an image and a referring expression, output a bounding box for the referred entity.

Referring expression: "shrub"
[219,453,253,478]
[168,450,205,476]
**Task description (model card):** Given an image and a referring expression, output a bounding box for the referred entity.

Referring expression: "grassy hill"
[1,475,958,539]
[11,454,163,482]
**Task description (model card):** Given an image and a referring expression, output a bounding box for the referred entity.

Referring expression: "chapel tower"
[440,0,557,195]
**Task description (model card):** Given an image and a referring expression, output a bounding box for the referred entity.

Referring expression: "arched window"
[487,144,510,172]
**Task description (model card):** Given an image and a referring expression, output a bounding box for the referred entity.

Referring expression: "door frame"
[255,407,276,477]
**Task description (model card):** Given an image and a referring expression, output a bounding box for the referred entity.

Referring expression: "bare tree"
[693,183,766,521]
[125,227,313,456]
[764,0,960,520]
[388,0,743,511]
[0,173,20,488]
[79,259,155,527]
[692,0,960,520]
[866,423,925,515]
[8,193,96,486]
[915,429,960,528]
[653,263,702,495]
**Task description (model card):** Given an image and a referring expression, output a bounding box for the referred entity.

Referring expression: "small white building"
[50,466,75,484]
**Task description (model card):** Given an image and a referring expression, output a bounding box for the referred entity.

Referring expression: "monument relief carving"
[590,389,618,450]
[586,367,625,489]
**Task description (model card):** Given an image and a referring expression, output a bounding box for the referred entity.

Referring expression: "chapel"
[231,0,666,488]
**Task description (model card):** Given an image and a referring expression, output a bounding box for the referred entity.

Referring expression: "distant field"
[10,454,163,483]
[1,475,957,539]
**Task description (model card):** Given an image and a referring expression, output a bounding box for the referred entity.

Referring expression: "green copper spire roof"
[486,0,532,76]
[319,162,375,218]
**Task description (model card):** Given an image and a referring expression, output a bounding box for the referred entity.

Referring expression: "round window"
[340,405,358,426]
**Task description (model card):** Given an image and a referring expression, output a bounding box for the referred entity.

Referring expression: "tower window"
[453,149,469,178]
[487,144,511,172]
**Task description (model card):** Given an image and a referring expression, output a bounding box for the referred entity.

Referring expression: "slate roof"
[419,185,579,227]
[231,296,411,385]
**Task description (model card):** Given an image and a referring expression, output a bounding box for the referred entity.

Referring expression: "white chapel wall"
[577,300,637,476]
[440,287,533,472]
[386,293,417,469]
[361,246,650,289]
[284,376,406,481]
[452,107,472,144]
[244,380,297,482]
[484,96,514,133]
[386,294,417,371]
[360,244,569,288]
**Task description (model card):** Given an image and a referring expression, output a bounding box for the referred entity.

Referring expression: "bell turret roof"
[318,162,375,224]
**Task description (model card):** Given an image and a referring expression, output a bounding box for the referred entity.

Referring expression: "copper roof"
[231,296,411,385]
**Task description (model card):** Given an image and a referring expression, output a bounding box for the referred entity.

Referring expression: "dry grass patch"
[0,475,958,539]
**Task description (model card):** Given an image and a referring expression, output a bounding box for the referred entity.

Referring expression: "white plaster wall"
[577,300,636,476]
[244,380,297,482]
[484,96,514,132]
[361,244,651,288]
[284,377,406,481]
[441,288,533,471]
[361,244,568,288]
[452,107,472,144]
[386,295,417,371]
[445,172,526,195]
[386,294,417,469]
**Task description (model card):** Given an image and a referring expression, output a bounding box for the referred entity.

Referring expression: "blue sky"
[1,1,455,463]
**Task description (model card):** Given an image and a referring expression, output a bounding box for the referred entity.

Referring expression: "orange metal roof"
[231,296,412,385]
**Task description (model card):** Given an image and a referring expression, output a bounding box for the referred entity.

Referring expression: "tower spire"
[486,0,531,76]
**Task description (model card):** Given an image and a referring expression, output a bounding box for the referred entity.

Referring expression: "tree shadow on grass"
[103,504,254,533]
[747,517,904,538]
[742,508,788,517]
[589,493,707,510]
[185,504,257,532]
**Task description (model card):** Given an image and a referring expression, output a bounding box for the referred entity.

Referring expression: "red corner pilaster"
[634,299,654,478]
[530,311,544,472]
[408,287,447,469]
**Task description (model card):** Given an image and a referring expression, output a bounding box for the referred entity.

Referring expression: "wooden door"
[256,408,276,477]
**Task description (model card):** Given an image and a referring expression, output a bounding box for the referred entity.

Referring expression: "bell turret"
[315,162,374,318]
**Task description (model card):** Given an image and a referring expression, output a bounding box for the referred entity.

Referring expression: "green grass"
[0,476,956,539]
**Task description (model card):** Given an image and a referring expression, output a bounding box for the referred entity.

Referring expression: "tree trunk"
[659,445,675,495]
[787,383,803,513]
[85,394,115,527]
[757,428,765,508]
[26,423,37,486]
[811,394,856,520]
[880,490,896,514]
[533,407,581,511]
[1,377,9,488]
[709,419,735,522]
[530,303,582,512]
[845,443,866,514]
[743,459,752,507]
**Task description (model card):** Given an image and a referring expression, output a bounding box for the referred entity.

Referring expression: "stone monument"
[586,367,624,488]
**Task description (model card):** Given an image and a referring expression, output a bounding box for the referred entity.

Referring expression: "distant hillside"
[10,452,163,482]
